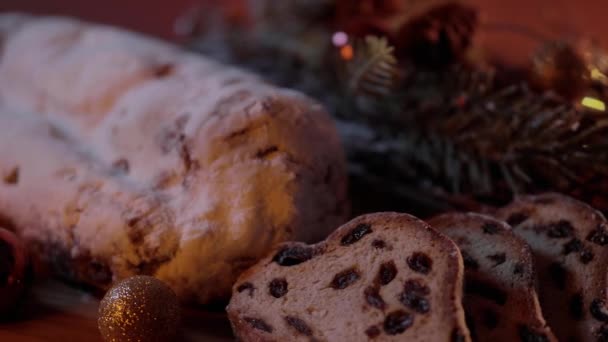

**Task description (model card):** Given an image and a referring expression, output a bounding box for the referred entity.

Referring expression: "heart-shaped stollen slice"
[227,212,470,342]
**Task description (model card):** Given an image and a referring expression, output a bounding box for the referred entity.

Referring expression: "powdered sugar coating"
[0,14,347,304]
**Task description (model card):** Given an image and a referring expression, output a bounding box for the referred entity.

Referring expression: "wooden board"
[0,280,235,341]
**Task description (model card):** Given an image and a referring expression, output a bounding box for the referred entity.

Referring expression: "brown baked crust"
[429,212,557,342]
[228,212,470,342]
[495,193,608,341]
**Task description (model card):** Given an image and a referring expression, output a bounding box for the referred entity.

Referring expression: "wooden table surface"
[0,280,235,342]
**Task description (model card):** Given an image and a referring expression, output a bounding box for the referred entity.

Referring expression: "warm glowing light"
[332,31,349,47]
[340,44,354,60]
[581,96,606,111]
[454,94,467,108]
[591,68,608,82]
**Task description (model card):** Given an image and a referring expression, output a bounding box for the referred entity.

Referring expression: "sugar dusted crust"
[0,14,347,304]
[228,213,470,342]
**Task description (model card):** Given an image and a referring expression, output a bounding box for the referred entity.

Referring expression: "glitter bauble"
[98,275,181,342]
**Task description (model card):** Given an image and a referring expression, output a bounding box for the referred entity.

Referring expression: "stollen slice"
[227,212,470,341]
[495,193,608,341]
[429,212,556,342]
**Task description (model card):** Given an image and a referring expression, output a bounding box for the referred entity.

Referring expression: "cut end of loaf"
[227,212,470,341]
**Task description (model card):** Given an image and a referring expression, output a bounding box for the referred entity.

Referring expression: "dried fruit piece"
[244,317,273,333]
[372,239,386,249]
[546,220,574,238]
[548,262,567,290]
[377,261,397,285]
[570,293,584,321]
[580,248,594,264]
[269,278,288,298]
[0,240,14,286]
[365,326,381,338]
[465,278,507,305]
[465,312,478,341]
[482,223,500,234]
[563,238,583,255]
[513,262,525,276]
[596,324,608,341]
[383,310,414,335]
[482,308,499,329]
[340,223,373,245]
[112,159,130,174]
[407,252,433,274]
[400,290,430,314]
[486,253,506,267]
[591,299,608,322]
[461,251,479,270]
[364,286,386,310]
[518,325,549,342]
[403,279,430,296]
[236,282,255,297]
[3,167,18,185]
[399,279,431,314]
[451,328,466,342]
[587,225,608,246]
[273,246,314,266]
[255,146,279,159]
[154,63,174,78]
[506,212,529,226]
[331,267,361,289]
[284,316,313,336]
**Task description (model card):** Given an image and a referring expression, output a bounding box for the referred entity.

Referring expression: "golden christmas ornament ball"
[98,275,181,342]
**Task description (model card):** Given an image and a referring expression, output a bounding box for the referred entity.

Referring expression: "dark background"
[0,0,198,39]
[1,0,607,68]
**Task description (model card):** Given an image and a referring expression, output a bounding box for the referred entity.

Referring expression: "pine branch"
[347,36,399,97]
[185,0,608,214]
[343,60,608,208]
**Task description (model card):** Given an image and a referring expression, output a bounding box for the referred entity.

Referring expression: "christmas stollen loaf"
[0,14,347,304]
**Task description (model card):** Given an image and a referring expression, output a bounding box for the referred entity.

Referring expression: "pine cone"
[396,2,478,67]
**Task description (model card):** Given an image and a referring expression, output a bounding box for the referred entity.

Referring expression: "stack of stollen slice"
[229,193,608,341]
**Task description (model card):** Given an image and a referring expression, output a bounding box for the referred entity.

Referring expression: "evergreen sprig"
[347,36,399,97]
[345,64,608,211]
